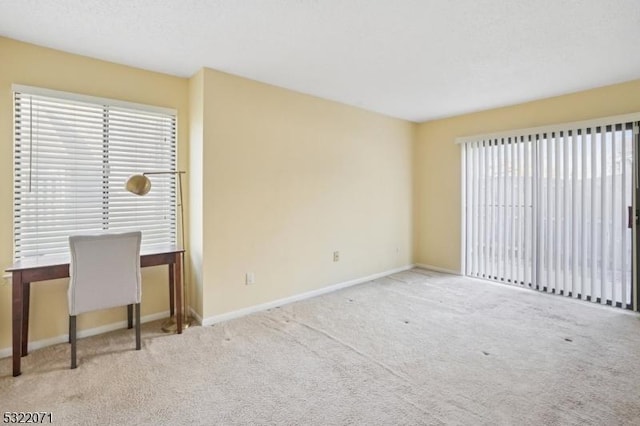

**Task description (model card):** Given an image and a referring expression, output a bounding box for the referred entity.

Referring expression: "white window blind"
[461,116,639,309]
[13,86,177,261]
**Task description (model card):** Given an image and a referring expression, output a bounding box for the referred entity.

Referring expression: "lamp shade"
[125,174,151,196]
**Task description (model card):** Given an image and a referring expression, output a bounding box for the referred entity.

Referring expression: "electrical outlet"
[333,251,340,262]
[245,272,255,285]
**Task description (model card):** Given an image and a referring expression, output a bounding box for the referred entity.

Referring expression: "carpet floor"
[1,268,640,425]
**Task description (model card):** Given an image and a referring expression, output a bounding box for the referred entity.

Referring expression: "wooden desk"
[6,246,185,377]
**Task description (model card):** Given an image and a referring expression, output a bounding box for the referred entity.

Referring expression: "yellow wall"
[0,37,189,349]
[188,69,205,318]
[414,79,640,272]
[198,68,414,319]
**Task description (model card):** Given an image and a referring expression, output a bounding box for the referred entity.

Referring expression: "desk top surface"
[6,245,184,272]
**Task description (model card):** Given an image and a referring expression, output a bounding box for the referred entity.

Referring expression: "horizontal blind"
[463,118,636,309]
[13,88,177,260]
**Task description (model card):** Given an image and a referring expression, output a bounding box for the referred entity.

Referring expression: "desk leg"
[175,254,183,334]
[12,272,23,377]
[169,264,175,317]
[22,282,30,356]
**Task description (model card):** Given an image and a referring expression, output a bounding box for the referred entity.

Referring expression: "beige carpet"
[2,268,640,425]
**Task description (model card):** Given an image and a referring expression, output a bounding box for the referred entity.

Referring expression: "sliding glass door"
[462,117,639,310]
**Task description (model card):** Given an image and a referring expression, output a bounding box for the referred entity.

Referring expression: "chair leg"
[135,303,141,350]
[127,304,133,329]
[70,316,77,369]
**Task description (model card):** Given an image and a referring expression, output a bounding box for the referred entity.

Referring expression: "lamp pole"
[126,170,191,331]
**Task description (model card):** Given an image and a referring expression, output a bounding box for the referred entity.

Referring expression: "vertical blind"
[13,86,177,261]
[462,117,638,309]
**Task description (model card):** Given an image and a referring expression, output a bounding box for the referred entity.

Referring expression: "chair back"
[68,231,142,316]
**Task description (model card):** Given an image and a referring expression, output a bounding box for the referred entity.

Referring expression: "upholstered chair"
[68,231,142,369]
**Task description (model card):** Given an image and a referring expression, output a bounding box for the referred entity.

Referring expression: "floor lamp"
[125,171,192,332]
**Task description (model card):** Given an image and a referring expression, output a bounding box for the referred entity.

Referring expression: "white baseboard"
[188,307,203,325]
[201,264,415,327]
[0,264,416,357]
[0,310,170,359]
[414,263,462,276]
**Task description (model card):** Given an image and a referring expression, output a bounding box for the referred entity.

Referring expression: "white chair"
[68,231,142,369]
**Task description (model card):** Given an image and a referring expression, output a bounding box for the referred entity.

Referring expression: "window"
[460,115,639,309]
[13,85,177,261]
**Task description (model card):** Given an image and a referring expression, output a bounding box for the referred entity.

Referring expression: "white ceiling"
[1,0,639,122]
